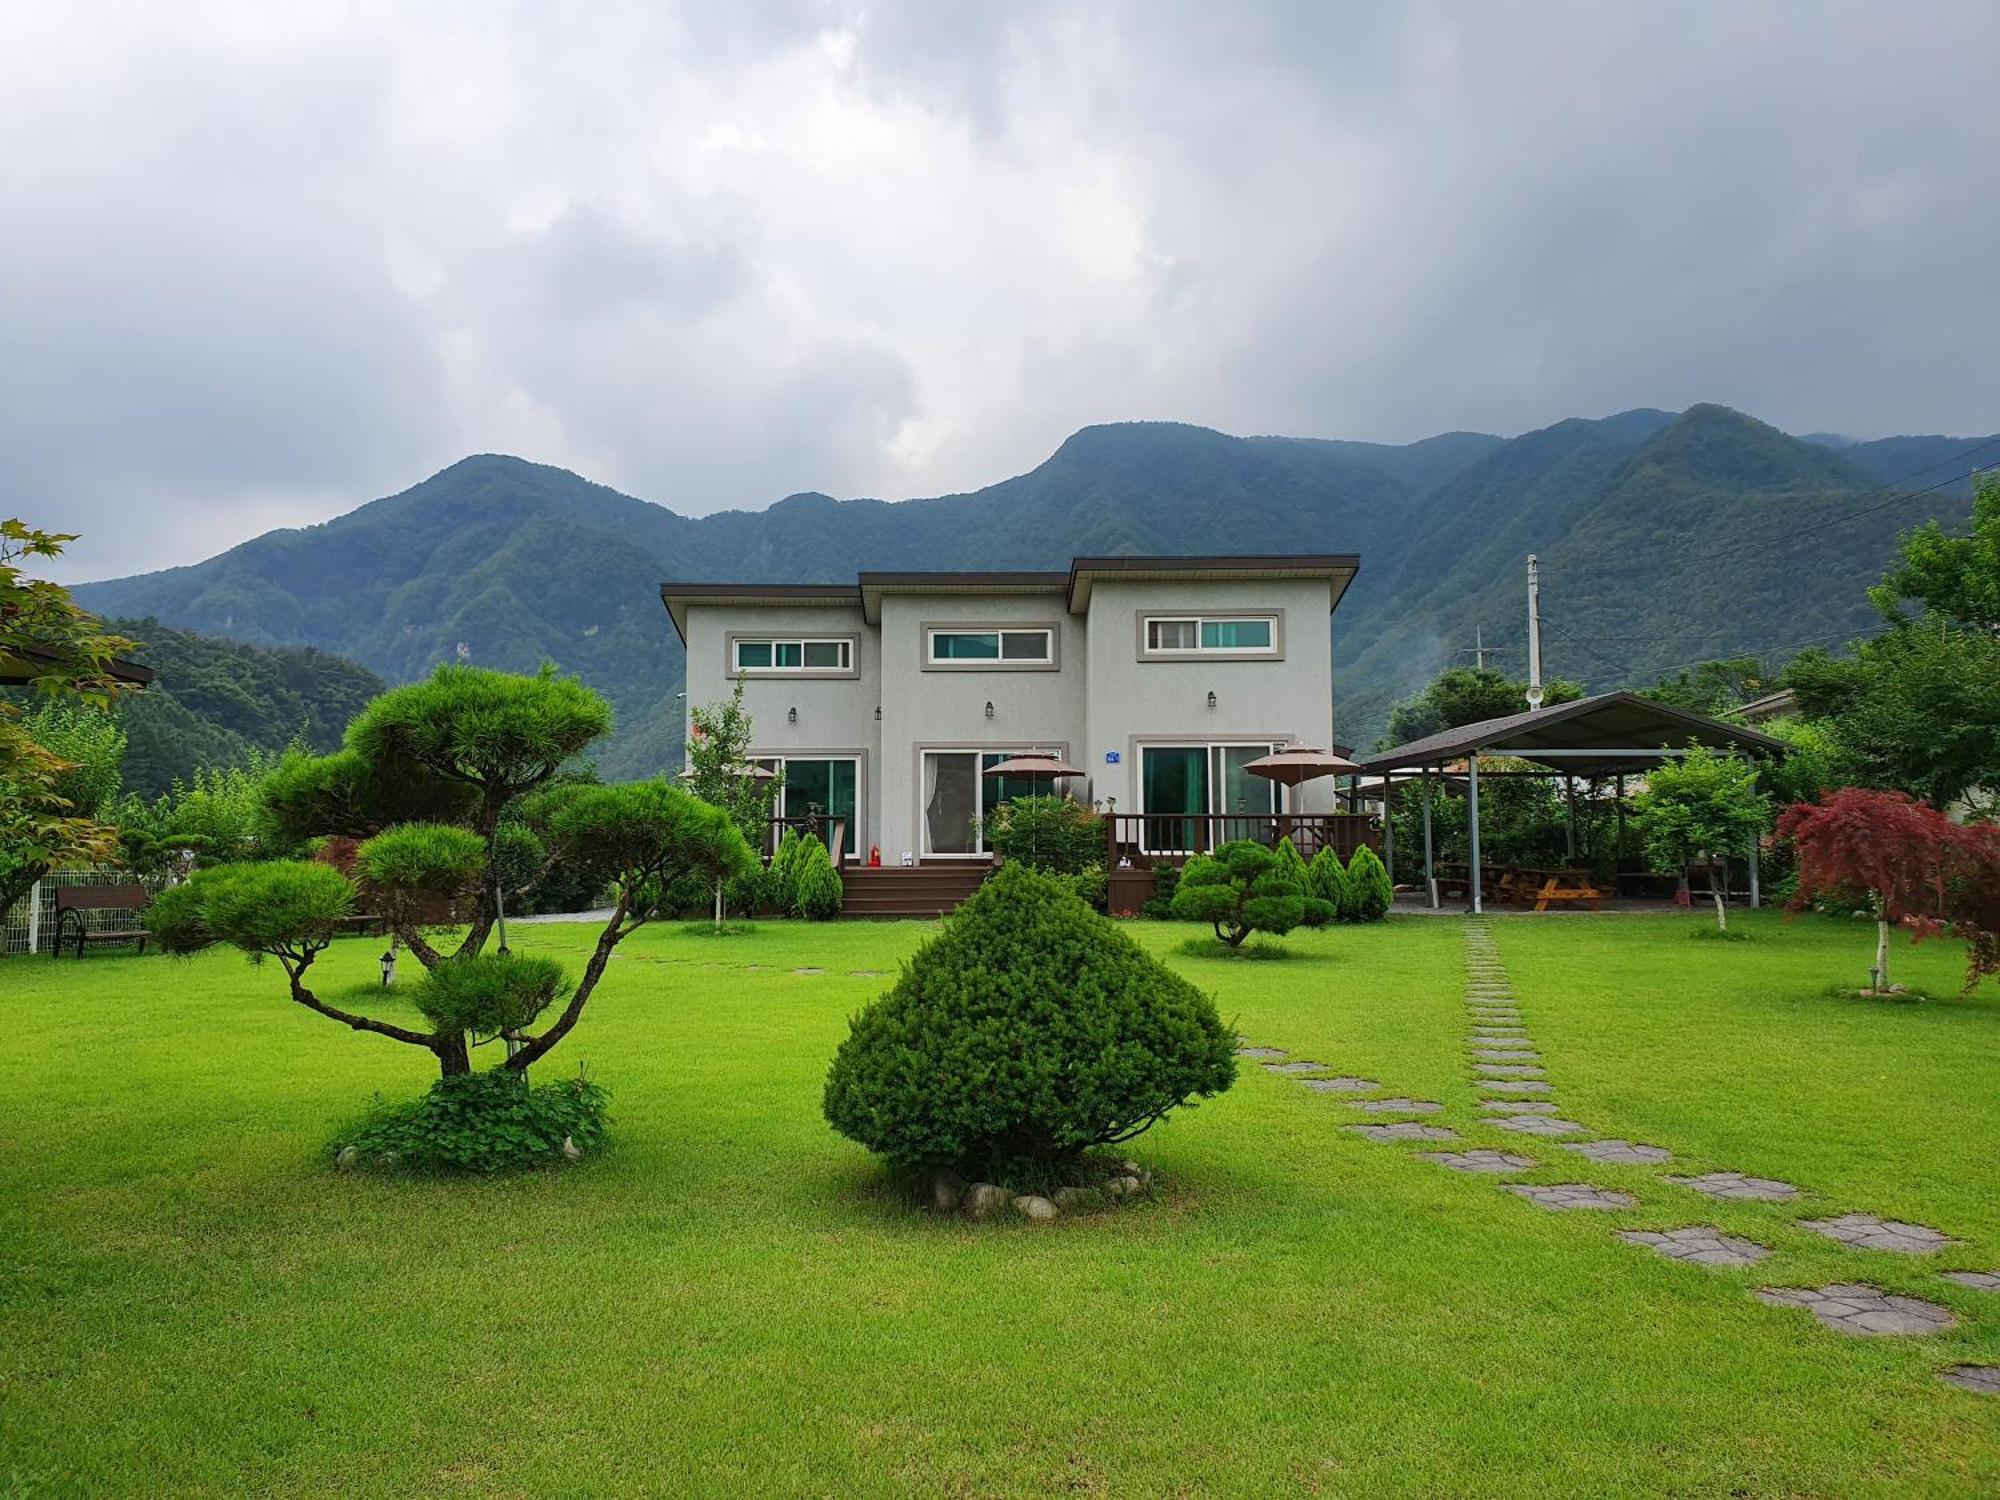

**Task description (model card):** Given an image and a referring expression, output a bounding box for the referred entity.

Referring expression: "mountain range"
[74,404,1990,775]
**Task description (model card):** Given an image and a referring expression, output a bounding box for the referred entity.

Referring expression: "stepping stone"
[1237,1046,1288,1059]
[1491,1115,1588,1137]
[1481,1100,1560,1115]
[1665,1171,1799,1202]
[1262,1061,1331,1075]
[1419,1148,1536,1174]
[1473,1049,1542,1062]
[1941,1366,2000,1396]
[1481,1079,1551,1094]
[1799,1213,1954,1254]
[793,967,824,975]
[849,969,887,976]
[1942,1270,2000,1292]
[1350,1097,1442,1114]
[1619,1226,1769,1266]
[1347,1123,1457,1142]
[1476,1065,1547,1080]
[1507,1183,1637,1212]
[1471,1025,1528,1034]
[1754,1284,1955,1337]
[1563,1138,1673,1165]
[1296,1076,1380,1093]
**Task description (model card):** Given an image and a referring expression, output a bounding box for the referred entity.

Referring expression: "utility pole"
[1462,626,1490,672]
[1526,554,1544,708]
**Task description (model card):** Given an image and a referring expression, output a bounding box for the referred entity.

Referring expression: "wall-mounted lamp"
[874,705,882,722]
[1206,690,1218,710]
[787,706,798,724]
[984,700,995,720]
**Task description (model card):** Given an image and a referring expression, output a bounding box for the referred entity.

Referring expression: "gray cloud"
[2,0,1994,581]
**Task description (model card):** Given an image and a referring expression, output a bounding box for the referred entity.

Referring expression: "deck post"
[1747,769,1761,910]
[1381,777,1395,885]
[1467,757,1483,916]
[1421,769,1437,909]
[1564,775,1577,860]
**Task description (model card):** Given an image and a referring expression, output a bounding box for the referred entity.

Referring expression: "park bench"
[52,884,153,958]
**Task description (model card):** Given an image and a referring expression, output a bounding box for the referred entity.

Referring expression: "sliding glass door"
[1139,743,1276,853]
[922,751,1052,856]
[758,757,858,855]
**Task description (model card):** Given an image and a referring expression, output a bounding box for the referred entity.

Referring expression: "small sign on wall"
[1104,750,1121,764]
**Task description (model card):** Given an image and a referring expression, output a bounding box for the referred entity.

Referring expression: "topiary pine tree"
[150,667,755,1086]
[1273,837,1327,926]
[792,835,844,920]
[822,863,1236,1177]
[1171,839,1334,948]
[1307,843,1348,915]
[1342,845,1393,922]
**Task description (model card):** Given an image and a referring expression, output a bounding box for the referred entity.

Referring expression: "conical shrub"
[1344,844,1393,922]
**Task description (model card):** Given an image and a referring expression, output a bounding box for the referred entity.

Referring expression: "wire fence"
[2,866,159,956]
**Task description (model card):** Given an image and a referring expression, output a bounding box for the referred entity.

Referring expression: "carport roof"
[1357,691,1785,777]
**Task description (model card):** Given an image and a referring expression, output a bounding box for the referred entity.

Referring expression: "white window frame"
[732,636,854,675]
[1140,613,1280,659]
[923,626,1056,668]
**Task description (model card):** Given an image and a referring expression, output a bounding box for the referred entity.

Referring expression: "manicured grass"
[4,910,1998,1495]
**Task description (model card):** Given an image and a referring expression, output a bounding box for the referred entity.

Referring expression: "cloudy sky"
[6,1,1997,581]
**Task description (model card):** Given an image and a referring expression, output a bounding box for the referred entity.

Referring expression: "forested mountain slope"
[75,406,1989,771]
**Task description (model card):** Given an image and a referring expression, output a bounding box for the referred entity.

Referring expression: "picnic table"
[1434,863,1605,910]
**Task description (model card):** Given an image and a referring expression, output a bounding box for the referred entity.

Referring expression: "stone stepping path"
[1492,1115,1588,1137]
[1942,1270,2000,1292]
[1262,1060,1332,1075]
[1350,1097,1442,1114]
[1562,1138,1673,1166]
[1297,1076,1381,1093]
[1348,1122,1457,1142]
[1482,1079,1553,1095]
[1799,1213,1954,1254]
[1618,1226,1769,1266]
[1237,1046,1288,1059]
[1506,1183,1637,1212]
[1755,1284,1956,1336]
[1476,1063,1547,1078]
[793,967,825,975]
[1665,1171,1799,1202]
[1941,1365,2000,1396]
[1482,1100,1560,1115]
[1473,1048,1542,1061]
[1419,1148,1536,1174]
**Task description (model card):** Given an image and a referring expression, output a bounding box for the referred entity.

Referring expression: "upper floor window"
[1143,614,1279,656]
[925,627,1055,665]
[734,637,852,673]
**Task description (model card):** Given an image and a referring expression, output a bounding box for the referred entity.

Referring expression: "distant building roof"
[1735,688,1798,723]
[1358,691,1785,777]
[0,646,154,689]
[659,554,1360,641]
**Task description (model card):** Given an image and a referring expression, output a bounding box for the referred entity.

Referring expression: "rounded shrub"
[792,837,844,920]
[1274,837,1327,925]
[333,1068,609,1174]
[1171,840,1332,948]
[823,863,1237,1176]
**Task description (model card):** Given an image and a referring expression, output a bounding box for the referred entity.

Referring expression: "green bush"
[1308,844,1348,912]
[768,829,811,911]
[333,1069,610,1174]
[983,794,1103,875]
[1171,840,1333,948]
[1342,845,1393,922]
[414,954,569,1041]
[793,837,844,920]
[1056,863,1108,913]
[1141,863,1182,919]
[1274,838,1328,925]
[823,863,1236,1176]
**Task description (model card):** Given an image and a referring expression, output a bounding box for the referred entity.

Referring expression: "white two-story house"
[661,555,1363,913]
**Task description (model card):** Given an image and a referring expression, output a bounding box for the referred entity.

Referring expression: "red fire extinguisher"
[868,844,882,867]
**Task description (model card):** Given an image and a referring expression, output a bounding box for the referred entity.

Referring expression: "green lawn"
[4,910,1998,1496]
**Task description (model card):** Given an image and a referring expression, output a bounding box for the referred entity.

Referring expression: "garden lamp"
[379,947,396,987]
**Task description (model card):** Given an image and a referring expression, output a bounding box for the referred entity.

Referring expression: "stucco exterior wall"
[1081,577,1338,816]
[874,592,1086,859]
[683,601,883,847]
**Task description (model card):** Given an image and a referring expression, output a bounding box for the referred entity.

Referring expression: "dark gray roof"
[1358,691,1786,776]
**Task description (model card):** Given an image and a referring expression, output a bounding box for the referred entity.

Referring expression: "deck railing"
[1105,812,1379,867]
[765,816,849,867]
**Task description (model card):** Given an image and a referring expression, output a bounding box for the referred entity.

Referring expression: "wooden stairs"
[839,862,994,919]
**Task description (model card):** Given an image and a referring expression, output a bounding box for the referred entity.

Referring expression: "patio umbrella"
[982,753,1085,779]
[1241,746,1360,814]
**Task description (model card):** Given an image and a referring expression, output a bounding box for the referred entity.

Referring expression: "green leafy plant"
[983,794,1103,875]
[1274,837,1328,926]
[1170,840,1333,948]
[333,1068,610,1174]
[1308,844,1349,913]
[822,863,1236,1177]
[1631,746,1770,933]
[792,836,843,920]
[1141,863,1181,919]
[1342,845,1393,922]
[768,828,811,913]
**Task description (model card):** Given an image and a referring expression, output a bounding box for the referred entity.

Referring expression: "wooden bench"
[1531,875,1605,912]
[52,884,152,958]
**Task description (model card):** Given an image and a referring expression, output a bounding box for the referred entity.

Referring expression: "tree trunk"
[1710,857,1727,933]
[1875,916,1891,990]
[436,1031,471,1077]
